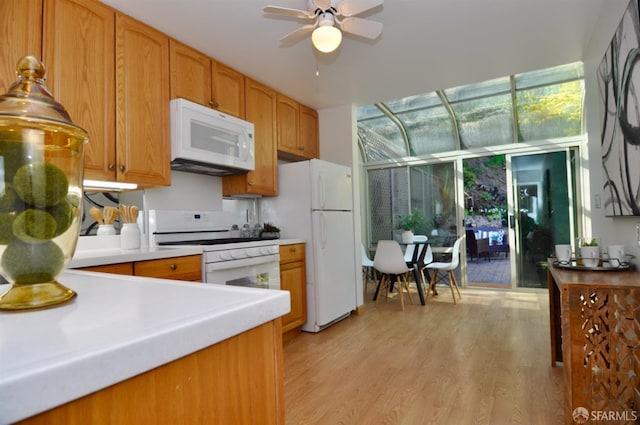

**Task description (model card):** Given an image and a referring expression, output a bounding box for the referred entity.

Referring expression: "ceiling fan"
[263,0,383,53]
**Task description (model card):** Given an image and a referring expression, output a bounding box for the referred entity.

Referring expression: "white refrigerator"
[262,159,357,332]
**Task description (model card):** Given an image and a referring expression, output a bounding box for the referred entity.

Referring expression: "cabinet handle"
[108,163,116,170]
[290,247,296,253]
[119,165,126,172]
[298,146,304,151]
[170,264,177,270]
[208,100,220,108]
[248,181,253,186]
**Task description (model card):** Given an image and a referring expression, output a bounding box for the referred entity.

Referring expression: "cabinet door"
[280,260,307,333]
[0,0,42,94]
[223,78,277,196]
[211,60,245,119]
[115,13,171,187]
[43,0,116,181]
[299,104,319,159]
[276,93,299,156]
[279,244,307,333]
[169,39,212,106]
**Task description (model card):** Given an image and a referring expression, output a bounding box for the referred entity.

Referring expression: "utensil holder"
[97,224,116,236]
[121,224,141,250]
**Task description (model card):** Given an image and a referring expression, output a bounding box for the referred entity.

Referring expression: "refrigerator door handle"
[320,212,327,249]
[318,175,325,209]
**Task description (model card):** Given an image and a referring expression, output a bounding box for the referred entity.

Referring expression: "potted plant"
[261,223,281,239]
[581,237,600,267]
[397,210,425,243]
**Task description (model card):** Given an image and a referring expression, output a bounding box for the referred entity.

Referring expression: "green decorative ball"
[13,162,69,208]
[47,199,74,237]
[12,209,57,243]
[0,184,19,213]
[0,213,15,244]
[1,240,65,284]
[0,136,43,182]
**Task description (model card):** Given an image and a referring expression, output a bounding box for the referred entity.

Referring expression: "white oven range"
[149,210,280,289]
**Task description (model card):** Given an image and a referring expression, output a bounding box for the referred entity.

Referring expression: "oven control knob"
[218,251,232,261]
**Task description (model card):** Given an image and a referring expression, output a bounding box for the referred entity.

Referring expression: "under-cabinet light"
[83,179,138,191]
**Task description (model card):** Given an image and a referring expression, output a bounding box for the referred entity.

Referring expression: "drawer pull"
[170,264,177,270]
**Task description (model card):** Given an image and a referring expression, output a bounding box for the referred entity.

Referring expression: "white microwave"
[169,98,255,176]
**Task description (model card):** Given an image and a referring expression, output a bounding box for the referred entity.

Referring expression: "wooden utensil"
[118,204,129,223]
[103,206,119,224]
[129,206,139,223]
[89,207,103,224]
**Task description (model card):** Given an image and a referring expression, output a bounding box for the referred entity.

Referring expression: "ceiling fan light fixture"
[312,14,342,53]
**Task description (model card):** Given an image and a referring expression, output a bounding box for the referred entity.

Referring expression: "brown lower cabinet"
[548,261,640,424]
[79,255,202,282]
[279,243,307,333]
[16,318,285,425]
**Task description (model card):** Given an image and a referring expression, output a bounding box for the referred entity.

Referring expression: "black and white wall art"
[598,0,640,216]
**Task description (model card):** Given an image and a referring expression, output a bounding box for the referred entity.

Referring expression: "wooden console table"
[548,261,640,424]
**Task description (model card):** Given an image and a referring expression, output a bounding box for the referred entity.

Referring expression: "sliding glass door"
[509,150,577,288]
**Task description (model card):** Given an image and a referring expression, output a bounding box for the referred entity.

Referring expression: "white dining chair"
[373,240,414,311]
[361,243,376,295]
[425,236,464,304]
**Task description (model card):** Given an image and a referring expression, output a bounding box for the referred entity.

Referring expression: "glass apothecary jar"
[0,56,88,310]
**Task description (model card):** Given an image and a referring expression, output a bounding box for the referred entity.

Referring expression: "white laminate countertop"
[69,245,204,268]
[69,237,307,269]
[0,271,290,424]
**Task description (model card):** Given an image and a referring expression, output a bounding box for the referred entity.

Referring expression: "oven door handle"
[205,254,280,272]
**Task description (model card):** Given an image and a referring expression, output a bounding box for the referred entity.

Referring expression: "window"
[357,62,584,162]
[359,62,584,245]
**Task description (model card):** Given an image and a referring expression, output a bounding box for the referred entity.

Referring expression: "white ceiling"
[99,0,610,111]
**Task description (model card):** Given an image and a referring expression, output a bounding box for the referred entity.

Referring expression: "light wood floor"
[283,285,564,425]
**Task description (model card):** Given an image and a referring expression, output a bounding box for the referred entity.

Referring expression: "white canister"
[581,246,600,268]
[121,224,141,250]
[607,245,625,267]
[97,224,116,236]
[555,244,572,263]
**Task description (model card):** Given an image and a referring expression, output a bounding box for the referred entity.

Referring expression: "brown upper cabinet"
[39,0,170,188]
[170,40,245,119]
[0,0,42,94]
[299,104,319,159]
[223,78,277,196]
[277,93,319,161]
[276,93,299,156]
[115,13,171,187]
[43,0,115,182]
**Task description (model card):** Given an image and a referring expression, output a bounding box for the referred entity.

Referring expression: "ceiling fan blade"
[263,5,314,19]
[338,17,382,39]
[337,0,383,17]
[311,0,332,10]
[279,22,318,44]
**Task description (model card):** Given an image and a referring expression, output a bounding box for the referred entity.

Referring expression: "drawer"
[279,243,305,264]
[134,255,202,281]
[80,262,134,275]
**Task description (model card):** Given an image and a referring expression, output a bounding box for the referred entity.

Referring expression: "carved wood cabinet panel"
[549,263,640,424]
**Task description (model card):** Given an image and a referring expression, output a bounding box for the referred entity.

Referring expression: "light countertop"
[69,236,306,269]
[69,245,204,268]
[278,238,306,245]
[0,271,290,424]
